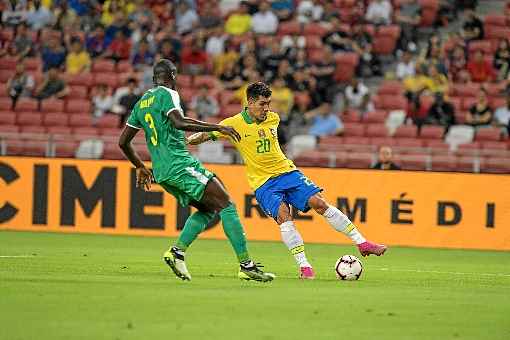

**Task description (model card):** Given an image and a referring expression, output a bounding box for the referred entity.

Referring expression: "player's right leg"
[274,204,315,280]
[200,177,275,282]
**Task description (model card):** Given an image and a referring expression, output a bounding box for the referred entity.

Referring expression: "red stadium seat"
[420,125,444,139]
[195,75,220,89]
[333,151,348,168]
[0,111,16,125]
[96,115,119,128]
[54,141,78,158]
[176,74,193,88]
[66,100,92,114]
[20,126,47,134]
[24,57,41,71]
[426,140,450,153]
[17,113,42,126]
[303,23,328,36]
[308,49,325,63]
[399,154,428,170]
[373,25,400,55]
[334,53,359,82]
[485,27,510,40]
[484,14,507,27]
[461,97,477,110]
[69,114,94,127]
[419,0,439,27]
[395,138,424,148]
[68,86,89,99]
[73,127,99,136]
[481,141,507,150]
[103,143,127,160]
[431,155,457,171]
[15,98,38,112]
[380,95,407,111]
[221,104,241,117]
[317,136,344,150]
[449,97,462,112]
[377,81,404,96]
[393,125,418,138]
[468,40,492,55]
[100,127,122,136]
[363,111,387,123]
[450,83,480,97]
[480,157,510,173]
[40,99,65,113]
[66,73,93,87]
[294,150,331,167]
[22,140,48,156]
[0,57,17,70]
[4,139,24,156]
[116,61,132,73]
[47,126,71,135]
[370,137,396,147]
[278,21,301,35]
[490,97,506,110]
[365,124,388,138]
[344,153,373,169]
[220,90,240,106]
[43,113,68,127]
[306,35,323,49]
[343,123,365,137]
[178,87,194,105]
[92,60,116,73]
[93,72,119,88]
[343,136,371,145]
[475,127,502,142]
[0,70,14,83]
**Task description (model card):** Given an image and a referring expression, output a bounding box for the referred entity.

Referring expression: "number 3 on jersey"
[144,113,158,146]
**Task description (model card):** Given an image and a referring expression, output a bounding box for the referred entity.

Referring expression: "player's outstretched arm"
[119,126,153,191]
[187,132,212,145]
[167,109,240,141]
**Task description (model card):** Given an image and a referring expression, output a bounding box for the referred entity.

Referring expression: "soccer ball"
[335,255,363,280]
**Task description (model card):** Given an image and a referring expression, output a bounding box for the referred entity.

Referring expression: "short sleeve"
[126,108,142,129]
[209,117,233,141]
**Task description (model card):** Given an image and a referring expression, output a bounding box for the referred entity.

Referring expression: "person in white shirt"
[494,92,510,134]
[205,26,227,57]
[396,50,416,80]
[251,1,278,34]
[175,1,198,35]
[92,84,113,119]
[365,0,392,25]
[297,0,324,23]
[344,78,374,115]
[26,0,53,30]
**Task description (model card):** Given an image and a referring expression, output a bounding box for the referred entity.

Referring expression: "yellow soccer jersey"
[209,108,296,190]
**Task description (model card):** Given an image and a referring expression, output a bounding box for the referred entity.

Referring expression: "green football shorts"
[158,163,215,207]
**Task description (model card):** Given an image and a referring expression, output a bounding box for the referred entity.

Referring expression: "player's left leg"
[307,193,387,257]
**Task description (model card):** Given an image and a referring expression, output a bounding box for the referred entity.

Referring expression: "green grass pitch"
[1,231,509,340]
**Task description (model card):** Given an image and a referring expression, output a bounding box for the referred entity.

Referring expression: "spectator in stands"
[427,92,456,130]
[343,78,374,116]
[33,67,69,101]
[181,39,209,75]
[428,64,449,94]
[310,46,335,98]
[175,1,199,35]
[351,23,382,77]
[86,24,107,58]
[396,50,416,80]
[131,25,156,55]
[6,63,34,110]
[394,0,422,52]
[419,34,448,75]
[213,40,239,76]
[157,39,180,66]
[493,38,510,81]
[461,8,484,41]
[322,17,351,52]
[190,84,220,120]
[466,50,495,83]
[403,64,433,100]
[112,77,141,127]
[494,91,510,135]
[53,1,78,31]
[200,1,222,29]
[281,31,306,60]
[271,77,294,117]
[158,26,182,63]
[26,0,54,31]
[11,23,34,59]
[466,88,493,127]
[224,2,252,36]
[271,0,294,21]
[406,91,430,128]
[66,38,91,75]
[365,0,392,26]
[306,103,344,137]
[219,59,243,90]
[132,40,155,70]
[104,12,129,48]
[205,26,227,58]
[2,0,28,27]
[292,49,310,71]
[105,30,131,63]
[240,54,261,79]
[262,40,286,80]
[41,36,67,72]
[372,146,401,170]
[447,44,469,83]
[235,69,263,106]
[92,84,113,119]
[251,1,279,35]
[297,0,324,23]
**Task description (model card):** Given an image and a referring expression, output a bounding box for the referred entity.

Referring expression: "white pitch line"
[0,255,34,258]
[375,267,510,278]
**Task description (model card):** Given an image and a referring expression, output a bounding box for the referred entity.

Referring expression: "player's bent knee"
[309,195,329,215]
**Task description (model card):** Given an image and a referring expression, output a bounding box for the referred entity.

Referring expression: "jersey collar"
[241,107,254,124]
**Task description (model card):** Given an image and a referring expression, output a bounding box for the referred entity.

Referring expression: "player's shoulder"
[267,111,280,123]
[221,112,244,125]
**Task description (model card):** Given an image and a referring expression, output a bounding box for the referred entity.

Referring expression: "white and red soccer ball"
[335,255,363,280]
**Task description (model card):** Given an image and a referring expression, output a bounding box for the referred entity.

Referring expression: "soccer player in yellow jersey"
[188,82,387,279]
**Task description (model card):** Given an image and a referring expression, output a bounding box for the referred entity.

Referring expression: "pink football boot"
[300,266,316,280]
[358,241,387,257]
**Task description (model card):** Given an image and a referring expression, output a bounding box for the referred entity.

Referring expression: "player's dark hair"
[246,82,272,102]
[153,59,177,86]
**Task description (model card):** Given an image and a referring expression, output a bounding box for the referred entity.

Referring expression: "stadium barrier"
[0,157,509,251]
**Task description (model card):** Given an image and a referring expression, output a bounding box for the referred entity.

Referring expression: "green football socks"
[219,203,250,263]
[175,211,215,251]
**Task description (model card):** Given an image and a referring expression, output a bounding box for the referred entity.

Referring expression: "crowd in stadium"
[0,0,509,172]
